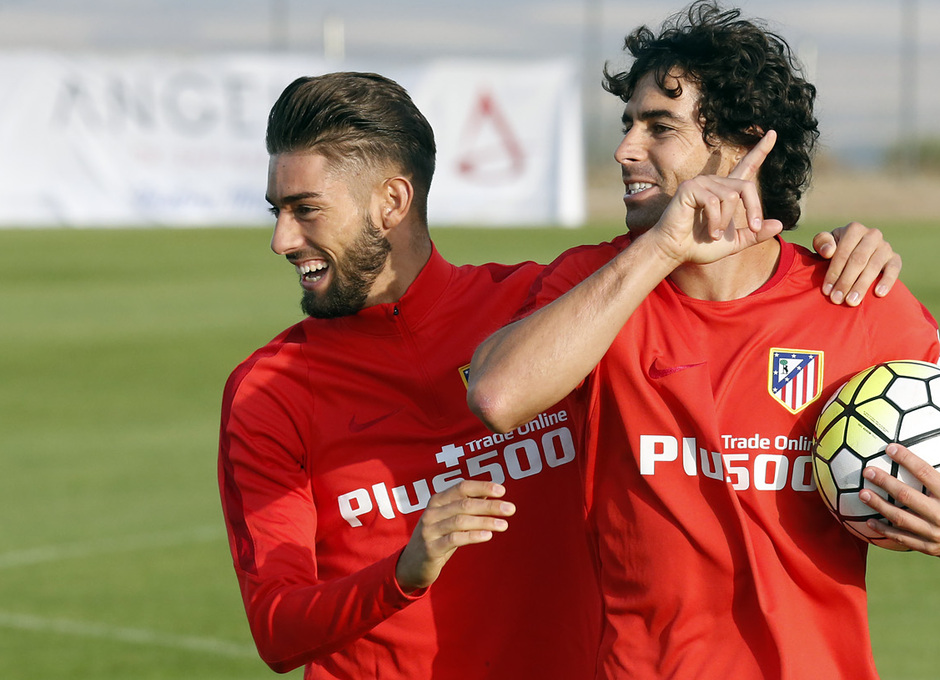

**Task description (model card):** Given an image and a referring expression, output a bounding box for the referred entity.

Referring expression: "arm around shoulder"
[467,232,678,432]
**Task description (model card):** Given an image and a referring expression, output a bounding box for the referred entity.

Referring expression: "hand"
[650,130,784,266]
[859,444,940,556]
[395,480,515,592]
[812,223,902,306]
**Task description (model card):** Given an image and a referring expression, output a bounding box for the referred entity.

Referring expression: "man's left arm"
[860,444,940,556]
[813,222,902,305]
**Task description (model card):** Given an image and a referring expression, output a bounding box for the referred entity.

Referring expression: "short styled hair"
[266,72,437,222]
[604,1,819,227]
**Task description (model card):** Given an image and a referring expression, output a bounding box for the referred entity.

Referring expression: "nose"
[614,127,646,165]
[270,212,303,256]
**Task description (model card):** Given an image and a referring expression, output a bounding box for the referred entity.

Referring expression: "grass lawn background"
[1,219,937,679]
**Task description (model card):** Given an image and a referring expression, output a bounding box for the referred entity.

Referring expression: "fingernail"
[751,217,762,230]
[863,467,876,480]
[847,292,860,306]
[495,519,508,530]
[885,443,898,457]
[875,284,888,297]
[830,290,844,304]
[822,283,833,296]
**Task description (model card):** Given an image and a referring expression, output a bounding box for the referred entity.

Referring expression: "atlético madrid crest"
[768,348,824,414]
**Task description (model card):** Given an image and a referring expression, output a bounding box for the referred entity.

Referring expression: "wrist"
[629,229,686,276]
[393,549,430,599]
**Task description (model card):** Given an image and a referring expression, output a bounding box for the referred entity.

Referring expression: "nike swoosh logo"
[349,409,402,433]
[648,359,706,379]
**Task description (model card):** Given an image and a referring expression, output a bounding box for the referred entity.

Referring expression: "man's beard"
[624,191,671,235]
[301,216,392,319]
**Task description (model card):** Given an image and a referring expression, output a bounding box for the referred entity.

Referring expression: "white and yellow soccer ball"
[813,360,940,550]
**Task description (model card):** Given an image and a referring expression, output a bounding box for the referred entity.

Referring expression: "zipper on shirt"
[389,304,445,423]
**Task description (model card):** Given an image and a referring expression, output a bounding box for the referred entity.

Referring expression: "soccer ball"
[813,359,940,550]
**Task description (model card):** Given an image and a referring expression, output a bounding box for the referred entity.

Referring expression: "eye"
[295,205,320,217]
[268,206,280,218]
[652,123,673,134]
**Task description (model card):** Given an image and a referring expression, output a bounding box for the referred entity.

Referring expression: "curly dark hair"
[604,1,818,227]
[266,72,436,224]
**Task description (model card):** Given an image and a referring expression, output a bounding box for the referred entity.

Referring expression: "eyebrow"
[265,190,323,206]
[622,108,685,125]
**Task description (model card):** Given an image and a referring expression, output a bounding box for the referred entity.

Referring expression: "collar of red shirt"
[331,244,455,336]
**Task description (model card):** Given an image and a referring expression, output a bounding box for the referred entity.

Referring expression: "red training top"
[525,236,939,680]
[219,247,601,679]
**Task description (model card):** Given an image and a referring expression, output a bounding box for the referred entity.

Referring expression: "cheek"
[668,148,724,185]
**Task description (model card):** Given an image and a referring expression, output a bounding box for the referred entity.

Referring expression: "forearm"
[238,550,422,672]
[468,232,677,432]
[220,417,424,673]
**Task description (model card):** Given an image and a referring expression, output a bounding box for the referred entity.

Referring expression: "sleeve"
[862,282,940,365]
[217,350,425,673]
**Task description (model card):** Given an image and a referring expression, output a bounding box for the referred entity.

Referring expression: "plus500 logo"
[337,426,576,528]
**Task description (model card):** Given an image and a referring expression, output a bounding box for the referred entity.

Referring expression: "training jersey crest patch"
[459,363,471,389]
[768,348,824,414]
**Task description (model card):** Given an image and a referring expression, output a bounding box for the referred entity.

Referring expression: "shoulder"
[780,239,939,359]
[453,259,545,290]
[222,321,309,410]
[524,234,630,310]
[439,260,547,317]
[546,234,629,278]
[780,239,931,317]
[861,279,938,329]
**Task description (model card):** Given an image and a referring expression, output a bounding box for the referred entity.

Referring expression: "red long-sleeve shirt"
[219,247,601,679]
[527,236,939,679]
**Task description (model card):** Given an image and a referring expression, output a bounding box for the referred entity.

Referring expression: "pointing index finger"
[729,130,777,181]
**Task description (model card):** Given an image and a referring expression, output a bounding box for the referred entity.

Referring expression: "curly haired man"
[470,3,940,678]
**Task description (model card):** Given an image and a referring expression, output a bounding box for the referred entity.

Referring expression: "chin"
[624,216,655,235]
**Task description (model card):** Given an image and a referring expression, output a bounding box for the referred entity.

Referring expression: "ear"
[723,125,767,165]
[375,176,414,232]
[733,126,768,165]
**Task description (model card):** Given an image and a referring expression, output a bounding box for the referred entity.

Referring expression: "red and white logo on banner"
[455,90,525,183]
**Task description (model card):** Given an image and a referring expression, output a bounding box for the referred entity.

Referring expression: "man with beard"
[467,3,940,679]
[219,72,602,680]
[218,71,904,679]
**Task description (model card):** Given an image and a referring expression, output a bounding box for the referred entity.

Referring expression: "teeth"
[626,182,654,195]
[296,261,328,280]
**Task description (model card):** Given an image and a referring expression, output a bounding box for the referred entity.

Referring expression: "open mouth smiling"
[625,182,655,196]
[296,260,329,286]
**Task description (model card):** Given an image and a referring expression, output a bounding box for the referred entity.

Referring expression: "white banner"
[410,60,584,227]
[0,53,583,228]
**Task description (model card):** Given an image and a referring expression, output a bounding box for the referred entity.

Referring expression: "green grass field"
[1,219,938,679]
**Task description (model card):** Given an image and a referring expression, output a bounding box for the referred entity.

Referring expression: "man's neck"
[366,229,434,306]
[669,238,782,301]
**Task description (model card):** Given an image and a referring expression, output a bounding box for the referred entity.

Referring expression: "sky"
[0,0,937,165]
